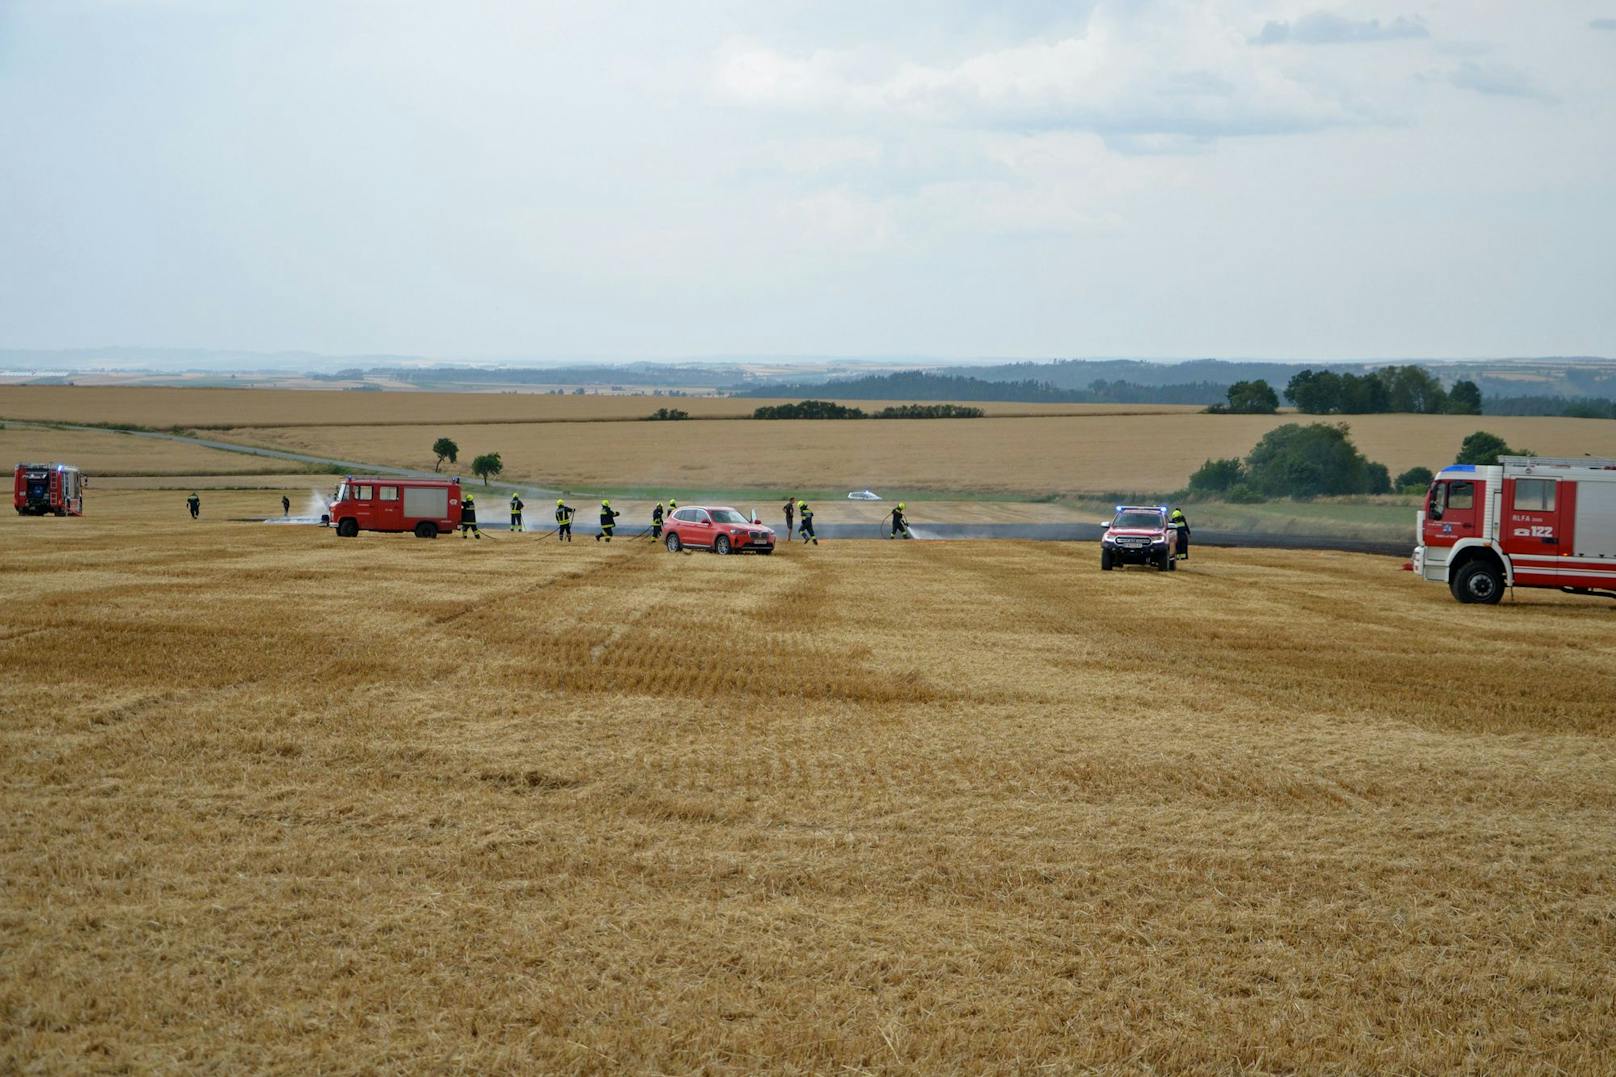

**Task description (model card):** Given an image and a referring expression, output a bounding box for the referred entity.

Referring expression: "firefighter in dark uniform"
[555,499,574,542]
[460,493,481,539]
[890,501,910,539]
[187,492,200,519]
[652,502,665,540]
[595,499,620,542]
[281,494,291,517]
[509,492,524,532]
[797,500,817,545]
[1170,506,1190,560]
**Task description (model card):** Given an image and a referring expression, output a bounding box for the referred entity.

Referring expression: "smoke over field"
[3,493,1614,1071]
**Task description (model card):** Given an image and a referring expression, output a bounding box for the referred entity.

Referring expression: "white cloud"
[1253,12,1429,46]
[714,5,1375,142]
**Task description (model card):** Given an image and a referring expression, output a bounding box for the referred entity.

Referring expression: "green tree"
[1456,431,1528,466]
[1223,380,1280,414]
[1188,457,1245,493]
[1375,365,1448,414]
[1285,370,1342,413]
[471,452,504,485]
[1445,380,1483,415]
[1243,422,1385,498]
[432,437,459,472]
[1395,466,1434,491]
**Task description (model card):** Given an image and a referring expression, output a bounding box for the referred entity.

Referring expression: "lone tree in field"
[432,437,459,472]
[471,452,504,485]
[1215,379,1280,414]
[1456,431,1529,467]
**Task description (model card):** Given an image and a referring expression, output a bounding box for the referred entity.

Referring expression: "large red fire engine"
[327,476,461,538]
[13,463,84,516]
[1413,456,1616,603]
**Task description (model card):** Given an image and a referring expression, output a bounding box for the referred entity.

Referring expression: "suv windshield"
[710,509,748,524]
[1113,511,1163,530]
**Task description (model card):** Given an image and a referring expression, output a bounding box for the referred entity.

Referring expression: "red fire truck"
[327,476,461,538]
[1413,456,1616,603]
[13,463,84,516]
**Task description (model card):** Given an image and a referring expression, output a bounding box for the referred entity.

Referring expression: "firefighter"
[891,501,910,539]
[281,494,291,517]
[460,492,481,539]
[783,497,794,537]
[187,492,200,519]
[509,492,524,533]
[555,499,574,542]
[1170,506,1190,560]
[797,500,817,545]
[651,501,665,540]
[595,499,620,542]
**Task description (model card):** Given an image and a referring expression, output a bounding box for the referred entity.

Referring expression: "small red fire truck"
[1413,456,1616,603]
[13,463,84,516]
[327,476,461,538]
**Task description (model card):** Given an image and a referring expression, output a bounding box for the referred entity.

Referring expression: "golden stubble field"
[0,386,1191,427]
[212,412,1616,495]
[3,493,1615,1071]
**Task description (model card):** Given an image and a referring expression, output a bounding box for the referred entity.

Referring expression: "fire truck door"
[1430,478,1479,540]
[376,484,403,530]
[1505,477,1561,554]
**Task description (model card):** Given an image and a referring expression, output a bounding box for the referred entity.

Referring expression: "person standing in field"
[509,492,524,533]
[783,497,794,539]
[281,494,291,517]
[651,502,665,540]
[1170,507,1191,561]
[595,499,620,542]
[460,492,481,539]
[555,499,574,542]
[187,492,200,519]
[890,502,910,539]
[797,500,817,545]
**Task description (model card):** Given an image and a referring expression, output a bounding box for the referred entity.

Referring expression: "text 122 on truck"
[1413,455,1616,603]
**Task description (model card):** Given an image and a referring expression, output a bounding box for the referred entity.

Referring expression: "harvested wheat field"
[0,425,300,478]
[3,494,1615,1071]
[211,412,1616,495]
[0,385,1190,428]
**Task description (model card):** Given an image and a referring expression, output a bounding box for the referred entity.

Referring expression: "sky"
[1,0,1613,361]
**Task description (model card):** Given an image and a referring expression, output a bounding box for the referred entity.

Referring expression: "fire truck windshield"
[333,482,350,503]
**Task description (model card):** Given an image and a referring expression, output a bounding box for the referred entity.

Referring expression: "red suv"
[663,506,776,554]
[1100,505,1178,571]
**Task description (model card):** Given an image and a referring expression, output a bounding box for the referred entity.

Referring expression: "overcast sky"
[2,0,1613,360]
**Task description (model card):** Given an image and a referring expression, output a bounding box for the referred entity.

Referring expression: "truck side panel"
[403,486,449,518]
[1574,482,1616,559]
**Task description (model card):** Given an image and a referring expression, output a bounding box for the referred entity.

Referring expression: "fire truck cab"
[13,463,84,516]
[328,476,461,539]
[1413,456,1616,603]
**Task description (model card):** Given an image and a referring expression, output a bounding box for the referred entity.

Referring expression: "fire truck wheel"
[1453,561,1504,604]
[335,518,359,538]
[414,522,438,539]
[1100,549,1113,571]
[665,532,682,553]
[714,534,731,555]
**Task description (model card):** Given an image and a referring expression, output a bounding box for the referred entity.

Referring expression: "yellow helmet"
[602,499,610,506]
[898,502,905,509]
[557,498,563,505]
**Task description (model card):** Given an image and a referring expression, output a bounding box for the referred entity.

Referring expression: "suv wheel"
[1100,548,1113,571]
[714,534,731,555]
[665,532,682,553]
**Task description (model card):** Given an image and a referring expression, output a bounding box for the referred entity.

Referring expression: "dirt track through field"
[3,499,1615,1071]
